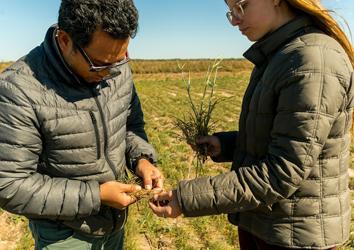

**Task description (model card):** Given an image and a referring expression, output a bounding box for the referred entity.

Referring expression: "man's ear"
[56,29,73,54]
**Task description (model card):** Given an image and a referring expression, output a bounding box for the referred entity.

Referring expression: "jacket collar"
[42,24,85,87]
[243,16,314,67]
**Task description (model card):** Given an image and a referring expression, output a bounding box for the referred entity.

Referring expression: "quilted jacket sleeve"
[0,79,100,220]
[125,84,157,171]
[177,48,353,217]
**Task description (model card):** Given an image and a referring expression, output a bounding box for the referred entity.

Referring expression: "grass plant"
[118,168,162,201]
[174,60,222,177]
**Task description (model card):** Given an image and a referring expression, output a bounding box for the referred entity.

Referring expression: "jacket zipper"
[89,111,101,160]
[92,87,124,232]
[91,91,118,179]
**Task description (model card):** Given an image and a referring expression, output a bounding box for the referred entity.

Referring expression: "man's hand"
[100,181,141,209]
[149,190,182,218]
[135,158,164,190]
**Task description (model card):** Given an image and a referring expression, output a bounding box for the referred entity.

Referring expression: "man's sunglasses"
[76,44,130,73]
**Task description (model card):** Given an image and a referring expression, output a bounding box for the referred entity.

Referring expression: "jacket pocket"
[61,206,127,237]
[89,111,101,160]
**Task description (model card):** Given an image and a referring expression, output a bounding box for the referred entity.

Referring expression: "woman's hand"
[195,135,222,158]
[149,190,182,218]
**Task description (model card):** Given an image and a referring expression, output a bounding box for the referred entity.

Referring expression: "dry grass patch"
[0,211,33,250]
[130,59,252,74]
[0,62,12,73]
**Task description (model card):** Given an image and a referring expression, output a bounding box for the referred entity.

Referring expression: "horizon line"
[0,57,247,63]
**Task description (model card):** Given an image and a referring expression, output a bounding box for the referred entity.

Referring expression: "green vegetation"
[0,59,353,249]
[174,60,222,177]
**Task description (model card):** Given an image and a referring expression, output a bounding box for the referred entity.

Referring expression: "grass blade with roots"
[175,59,222,177]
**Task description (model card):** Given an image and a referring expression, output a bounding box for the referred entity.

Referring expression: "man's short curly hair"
[58,0,138,47]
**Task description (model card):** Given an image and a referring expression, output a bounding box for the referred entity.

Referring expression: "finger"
[153,191,172,201]
[207,145,216,156]
[148,201,169,217]
[196,136,210,145]
[155,177,164,189]
[143,175,153,190]
[118,183,142,193]
[150,197,169,207]
[158,200,170,206]
[115,193,138,209]
[123,193,138,207]
[152,174,164,189]
[151,169,164,189]
[151,187,163,194]
[150,170,162,180]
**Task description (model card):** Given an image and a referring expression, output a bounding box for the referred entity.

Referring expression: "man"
[0,0,162,249]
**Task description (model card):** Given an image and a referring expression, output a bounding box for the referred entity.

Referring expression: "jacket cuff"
[211,131,238,162]
[88,180,101,215]
[176,186,185,215]
[177,177,220,217]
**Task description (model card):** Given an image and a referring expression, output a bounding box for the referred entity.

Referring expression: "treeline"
[130,58,253,74]
[1,58,253,74]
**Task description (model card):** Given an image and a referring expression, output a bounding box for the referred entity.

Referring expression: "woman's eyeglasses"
[226,0,247,24]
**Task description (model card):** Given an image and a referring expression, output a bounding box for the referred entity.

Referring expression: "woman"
[150,0,353,249]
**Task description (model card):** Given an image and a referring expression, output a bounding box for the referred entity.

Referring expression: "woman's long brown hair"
[285,0,354,68]
[285,0,354,132]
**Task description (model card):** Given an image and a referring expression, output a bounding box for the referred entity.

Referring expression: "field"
[0,60,353,249]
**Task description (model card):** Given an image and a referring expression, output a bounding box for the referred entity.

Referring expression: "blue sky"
[0,0,353,61]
